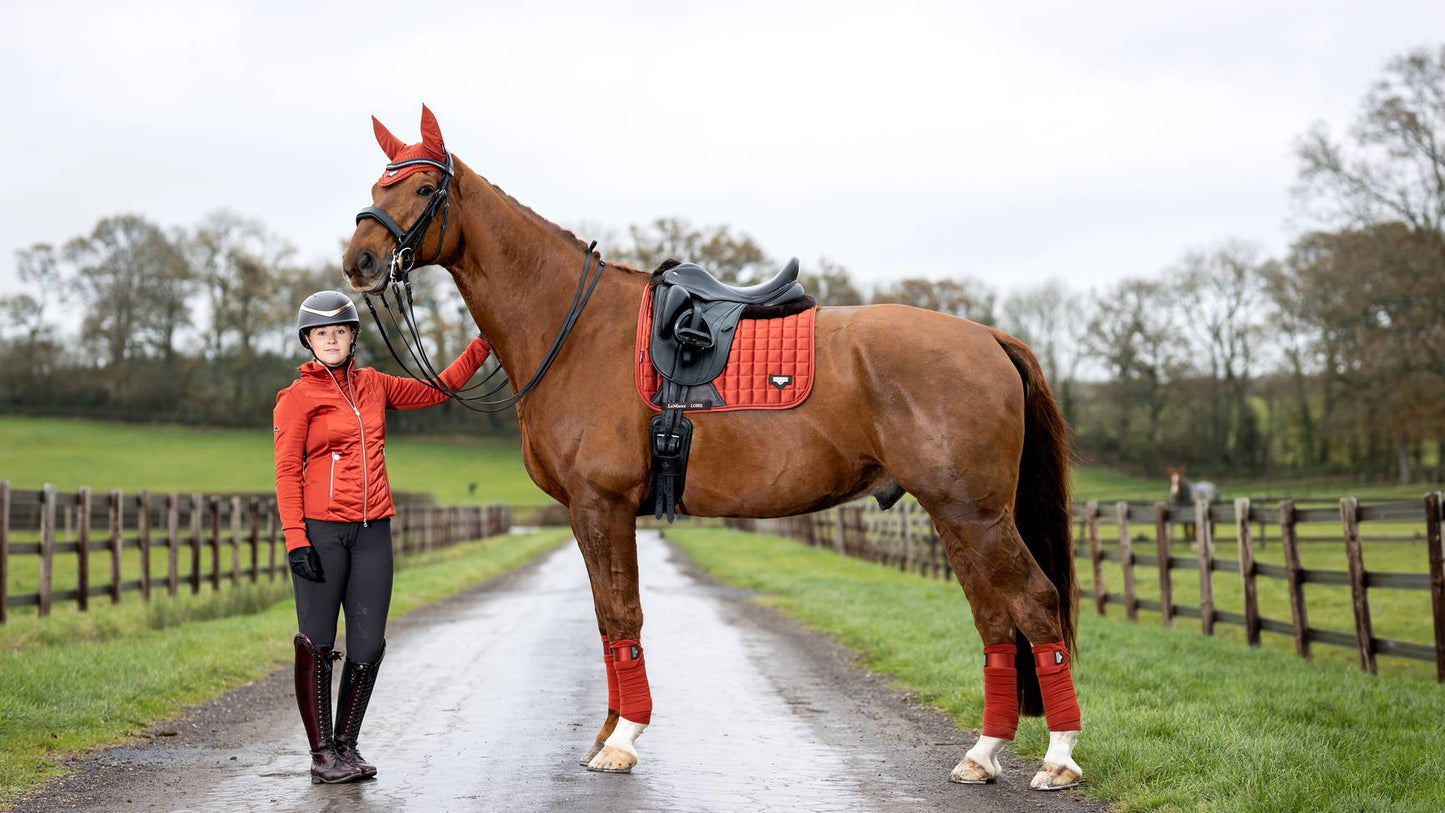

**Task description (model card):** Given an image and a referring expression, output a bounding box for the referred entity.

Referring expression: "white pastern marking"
[964,735,1007,778]
[1038,729,1082,780]
[602,717,648,756]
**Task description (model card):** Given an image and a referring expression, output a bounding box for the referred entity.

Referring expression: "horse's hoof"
[578,738,606,767]
[949,756,998,784]
[586,745,637,774]
[1030,763,1082,791]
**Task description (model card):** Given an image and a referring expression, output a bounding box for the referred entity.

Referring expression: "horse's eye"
[417,185,435,197]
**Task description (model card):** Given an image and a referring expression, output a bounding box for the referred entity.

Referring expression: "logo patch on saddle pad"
[635,287,816,413]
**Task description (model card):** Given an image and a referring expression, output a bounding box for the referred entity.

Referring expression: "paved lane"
[22,531,1099,812]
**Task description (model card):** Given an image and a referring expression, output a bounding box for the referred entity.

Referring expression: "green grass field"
[0,416,552,506]
[668,528,1445,812]
[0,527,571,805]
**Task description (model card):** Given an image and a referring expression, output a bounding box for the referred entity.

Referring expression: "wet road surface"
[21,531,1101,812]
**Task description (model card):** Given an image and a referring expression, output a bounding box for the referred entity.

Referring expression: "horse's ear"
[419,104,446,155]
[372,116,405,161]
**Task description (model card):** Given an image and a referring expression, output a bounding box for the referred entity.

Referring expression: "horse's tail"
[992,330,1078,718]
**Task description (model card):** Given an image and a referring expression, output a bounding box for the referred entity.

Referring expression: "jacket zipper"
[323,364,369,526]
[329,452,340,500]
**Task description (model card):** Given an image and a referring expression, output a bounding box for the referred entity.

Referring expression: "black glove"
[288,546,325,583]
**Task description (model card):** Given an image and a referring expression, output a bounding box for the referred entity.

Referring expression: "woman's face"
[308,324,354,367]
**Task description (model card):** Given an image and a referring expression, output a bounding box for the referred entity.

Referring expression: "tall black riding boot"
[335,642,385,778]
[294,634,364,784]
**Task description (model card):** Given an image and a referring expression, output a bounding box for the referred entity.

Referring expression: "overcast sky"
[3,2,1443,303]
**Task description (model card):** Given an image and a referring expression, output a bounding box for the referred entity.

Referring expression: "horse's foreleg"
[569,502,650,774]
[570,512,624,767]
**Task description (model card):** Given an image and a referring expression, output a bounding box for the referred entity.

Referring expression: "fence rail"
[0,480,511,623]
[724,492,1445,682]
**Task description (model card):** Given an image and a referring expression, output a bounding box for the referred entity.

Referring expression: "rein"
[355,157,607,412]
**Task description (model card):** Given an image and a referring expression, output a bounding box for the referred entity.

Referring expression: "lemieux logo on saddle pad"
[769,375,793,389]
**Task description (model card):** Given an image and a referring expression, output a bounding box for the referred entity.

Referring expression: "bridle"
[355,153,455,286]
[353,153,608,412]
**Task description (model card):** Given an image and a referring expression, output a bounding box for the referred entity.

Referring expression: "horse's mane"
[458,157,648,278]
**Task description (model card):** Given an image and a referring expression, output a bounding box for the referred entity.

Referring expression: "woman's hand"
[288,546,325,582]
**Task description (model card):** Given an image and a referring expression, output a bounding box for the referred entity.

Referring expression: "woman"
[273,290,491,784]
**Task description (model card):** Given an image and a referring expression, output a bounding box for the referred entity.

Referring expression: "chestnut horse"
[343,107,1084,790]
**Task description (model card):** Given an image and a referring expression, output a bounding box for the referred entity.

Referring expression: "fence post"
[833,506,847,555]
[167,493,179,597]
[1236,498,1259,646]
[228,496,241,585]
[209,495,222,592]
[108,488,123,604]
[248,497,260,582]
[1196,500,1215,635]
[1279,500,1310,659]
[1425,491,1444,683]
[1086,501,1105,616]
[137,490,151,601]
[900,501,912,573]
[0,481,9,624]
[190,493,202,594]
[1155,502,1173,627]
[267,499,278,581]
[76,487,90,613]
[39,485,55,617]
[1341,497,1376,675]
[1117,502,1137,621]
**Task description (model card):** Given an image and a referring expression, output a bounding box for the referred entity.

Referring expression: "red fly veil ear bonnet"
[372,105,449,187]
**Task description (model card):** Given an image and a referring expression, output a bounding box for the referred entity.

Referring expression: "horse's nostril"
[358,251,375,274]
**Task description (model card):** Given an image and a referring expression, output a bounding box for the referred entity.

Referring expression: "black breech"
[294,518,393,663]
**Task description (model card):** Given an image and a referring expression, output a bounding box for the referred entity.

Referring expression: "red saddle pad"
[634,287,816,412]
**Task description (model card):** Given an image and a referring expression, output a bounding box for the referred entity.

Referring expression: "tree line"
[2,47,1442,482]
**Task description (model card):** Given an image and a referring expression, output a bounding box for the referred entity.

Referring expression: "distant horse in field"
[1167,467,1218,543]
[342,106,1085,790]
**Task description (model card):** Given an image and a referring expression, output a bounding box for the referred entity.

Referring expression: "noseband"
[352,153,608,413]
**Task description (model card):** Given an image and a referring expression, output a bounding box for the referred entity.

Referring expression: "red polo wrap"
[981,643,1019,739]
[602,635,619,712]
[1032,642,1082,731]
[608,639,653,724]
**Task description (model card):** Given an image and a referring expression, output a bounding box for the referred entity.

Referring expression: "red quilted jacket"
[272,337,491,551]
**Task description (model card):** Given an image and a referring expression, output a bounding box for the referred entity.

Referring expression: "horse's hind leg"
[929,506,1083,791]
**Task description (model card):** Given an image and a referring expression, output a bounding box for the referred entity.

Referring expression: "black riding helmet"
[297,291,360,350]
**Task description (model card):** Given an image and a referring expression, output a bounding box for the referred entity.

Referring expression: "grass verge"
[0,528,571,806]
[668,527,1445,813]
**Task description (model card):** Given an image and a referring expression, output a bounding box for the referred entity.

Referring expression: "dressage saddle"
[644,258,812,521]
[650,258,808,388]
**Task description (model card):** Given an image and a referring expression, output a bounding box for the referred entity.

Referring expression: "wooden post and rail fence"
[0,480,512,624]
[725,491,1445,682]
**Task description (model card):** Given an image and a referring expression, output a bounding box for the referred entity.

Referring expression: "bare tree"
[65,215,190,391]
[871,276,996,325]
[616,217,773,283]
[999,281,1087,420]
[799,257,865,306]
[1083,278,1184,457]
